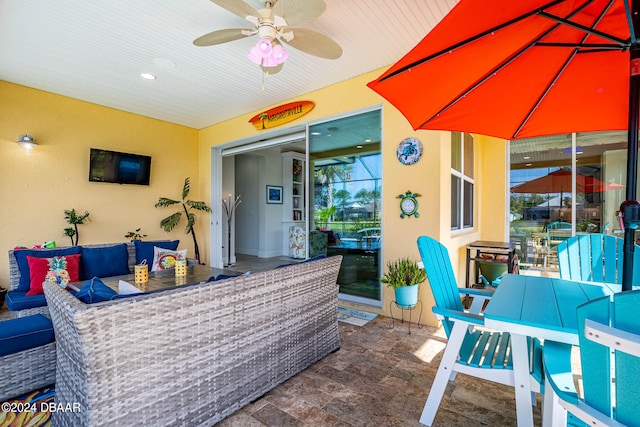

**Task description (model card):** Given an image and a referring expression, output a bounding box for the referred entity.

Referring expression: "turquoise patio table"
[483,274,623,427]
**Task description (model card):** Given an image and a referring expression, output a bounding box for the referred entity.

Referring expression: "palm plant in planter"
[381,257,426,308]
[155,177,211,263]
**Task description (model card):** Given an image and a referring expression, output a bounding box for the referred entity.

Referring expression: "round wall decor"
[397,191,421,218]
[396,137,423,165]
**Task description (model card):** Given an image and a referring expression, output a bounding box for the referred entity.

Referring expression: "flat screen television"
[89,148,151,185]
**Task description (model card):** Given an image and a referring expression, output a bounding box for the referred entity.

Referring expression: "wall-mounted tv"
[89,148,151,185]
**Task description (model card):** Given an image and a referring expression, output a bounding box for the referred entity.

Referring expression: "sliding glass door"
[308,109,382,306]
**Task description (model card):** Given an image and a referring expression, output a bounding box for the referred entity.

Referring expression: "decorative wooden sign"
[249,100,315,130]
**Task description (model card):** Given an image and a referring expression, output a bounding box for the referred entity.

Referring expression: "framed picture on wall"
[266,185,283,204]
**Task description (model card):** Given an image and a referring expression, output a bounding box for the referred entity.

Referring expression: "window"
[451,132,474,230]
[509,131,627,272]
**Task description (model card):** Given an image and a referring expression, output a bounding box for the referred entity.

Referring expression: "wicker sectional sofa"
[7,240,179,318]
[43,255,343,427]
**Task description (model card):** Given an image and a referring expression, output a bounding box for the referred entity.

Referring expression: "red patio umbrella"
[368,0,640,292]
[510,169,624,193]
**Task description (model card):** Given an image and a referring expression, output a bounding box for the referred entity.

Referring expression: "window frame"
[451,132,475,232]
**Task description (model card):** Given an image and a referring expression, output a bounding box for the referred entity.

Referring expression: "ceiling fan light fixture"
[247,46,264,65]
[247,38,288,67]
[261,55,280,68]
[271,43,288,64]
[256,38,273,57]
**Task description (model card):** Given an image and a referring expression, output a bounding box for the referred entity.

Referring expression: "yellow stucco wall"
[198,68,509,326]
[1,72,508,327]
[0,81,200,285]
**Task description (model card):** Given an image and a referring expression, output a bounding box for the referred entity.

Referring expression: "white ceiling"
[0,0,457,129]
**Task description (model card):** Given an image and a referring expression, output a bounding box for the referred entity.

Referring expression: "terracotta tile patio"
[218,316,543,426]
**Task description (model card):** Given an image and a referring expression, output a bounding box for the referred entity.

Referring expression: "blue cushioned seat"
[133,240,179,266]
[5,290,47,311]
[81,244,130,280]
[0,314,54,357]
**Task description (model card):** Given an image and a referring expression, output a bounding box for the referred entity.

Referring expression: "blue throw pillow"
[75,277,118,304]
[14,246,82,292]
[81,244,130,280]
[134,240,179,265]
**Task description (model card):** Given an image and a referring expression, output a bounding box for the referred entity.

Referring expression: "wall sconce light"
[17,134,37,151]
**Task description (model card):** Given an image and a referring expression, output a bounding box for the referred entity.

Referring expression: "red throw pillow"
[26,254,81,295]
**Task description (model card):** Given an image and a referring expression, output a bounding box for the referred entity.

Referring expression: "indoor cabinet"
[282,152,306,255]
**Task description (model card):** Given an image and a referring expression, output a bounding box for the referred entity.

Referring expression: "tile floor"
[218,315,543,427]
[1,254,546,426]
[230,253,305,274]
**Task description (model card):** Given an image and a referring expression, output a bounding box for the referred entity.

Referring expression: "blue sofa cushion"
[14,246,82,292]
[0,314,54,357]
[134,240,179,266]
[81,244,129,280]
[5,290,47,311]
[75,277,118,304]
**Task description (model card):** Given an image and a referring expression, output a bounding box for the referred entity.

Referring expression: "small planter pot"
[394,284,419,308]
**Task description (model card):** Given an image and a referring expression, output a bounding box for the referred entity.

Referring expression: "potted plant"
[124,228,147,241]
[63,209,91,246]
[155,177,211,263]
[381,257,426,308]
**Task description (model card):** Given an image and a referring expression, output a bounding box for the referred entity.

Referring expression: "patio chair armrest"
[457,287,493,300]
[432,306,484,325]
[543,340,579,405]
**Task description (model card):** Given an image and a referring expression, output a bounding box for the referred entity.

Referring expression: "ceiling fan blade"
[210,0,259,21]
[280,28,342,59]
[193,28,254,47]
[261,62,284,75]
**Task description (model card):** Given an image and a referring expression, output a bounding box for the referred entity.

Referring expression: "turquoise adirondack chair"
[557,233,640,284]
[416,236,543,426]
[543,290,640,427]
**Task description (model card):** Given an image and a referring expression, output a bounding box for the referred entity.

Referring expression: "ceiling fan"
[193,0,342,74]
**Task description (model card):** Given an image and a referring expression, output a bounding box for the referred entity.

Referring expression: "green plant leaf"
[182,177,190,201]
[185,212,196,234]
[155,198,180,208]
[160,212,182,232]
[64,209,90,225]
[380,257,426,288]
[186,200,212,212]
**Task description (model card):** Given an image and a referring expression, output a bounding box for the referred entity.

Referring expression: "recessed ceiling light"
[141,73,156,80]
[525,163,532,167]
[311,131,322,136]
[356,145,363,149]
[364,139,372,143]
[523,156,530,160]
